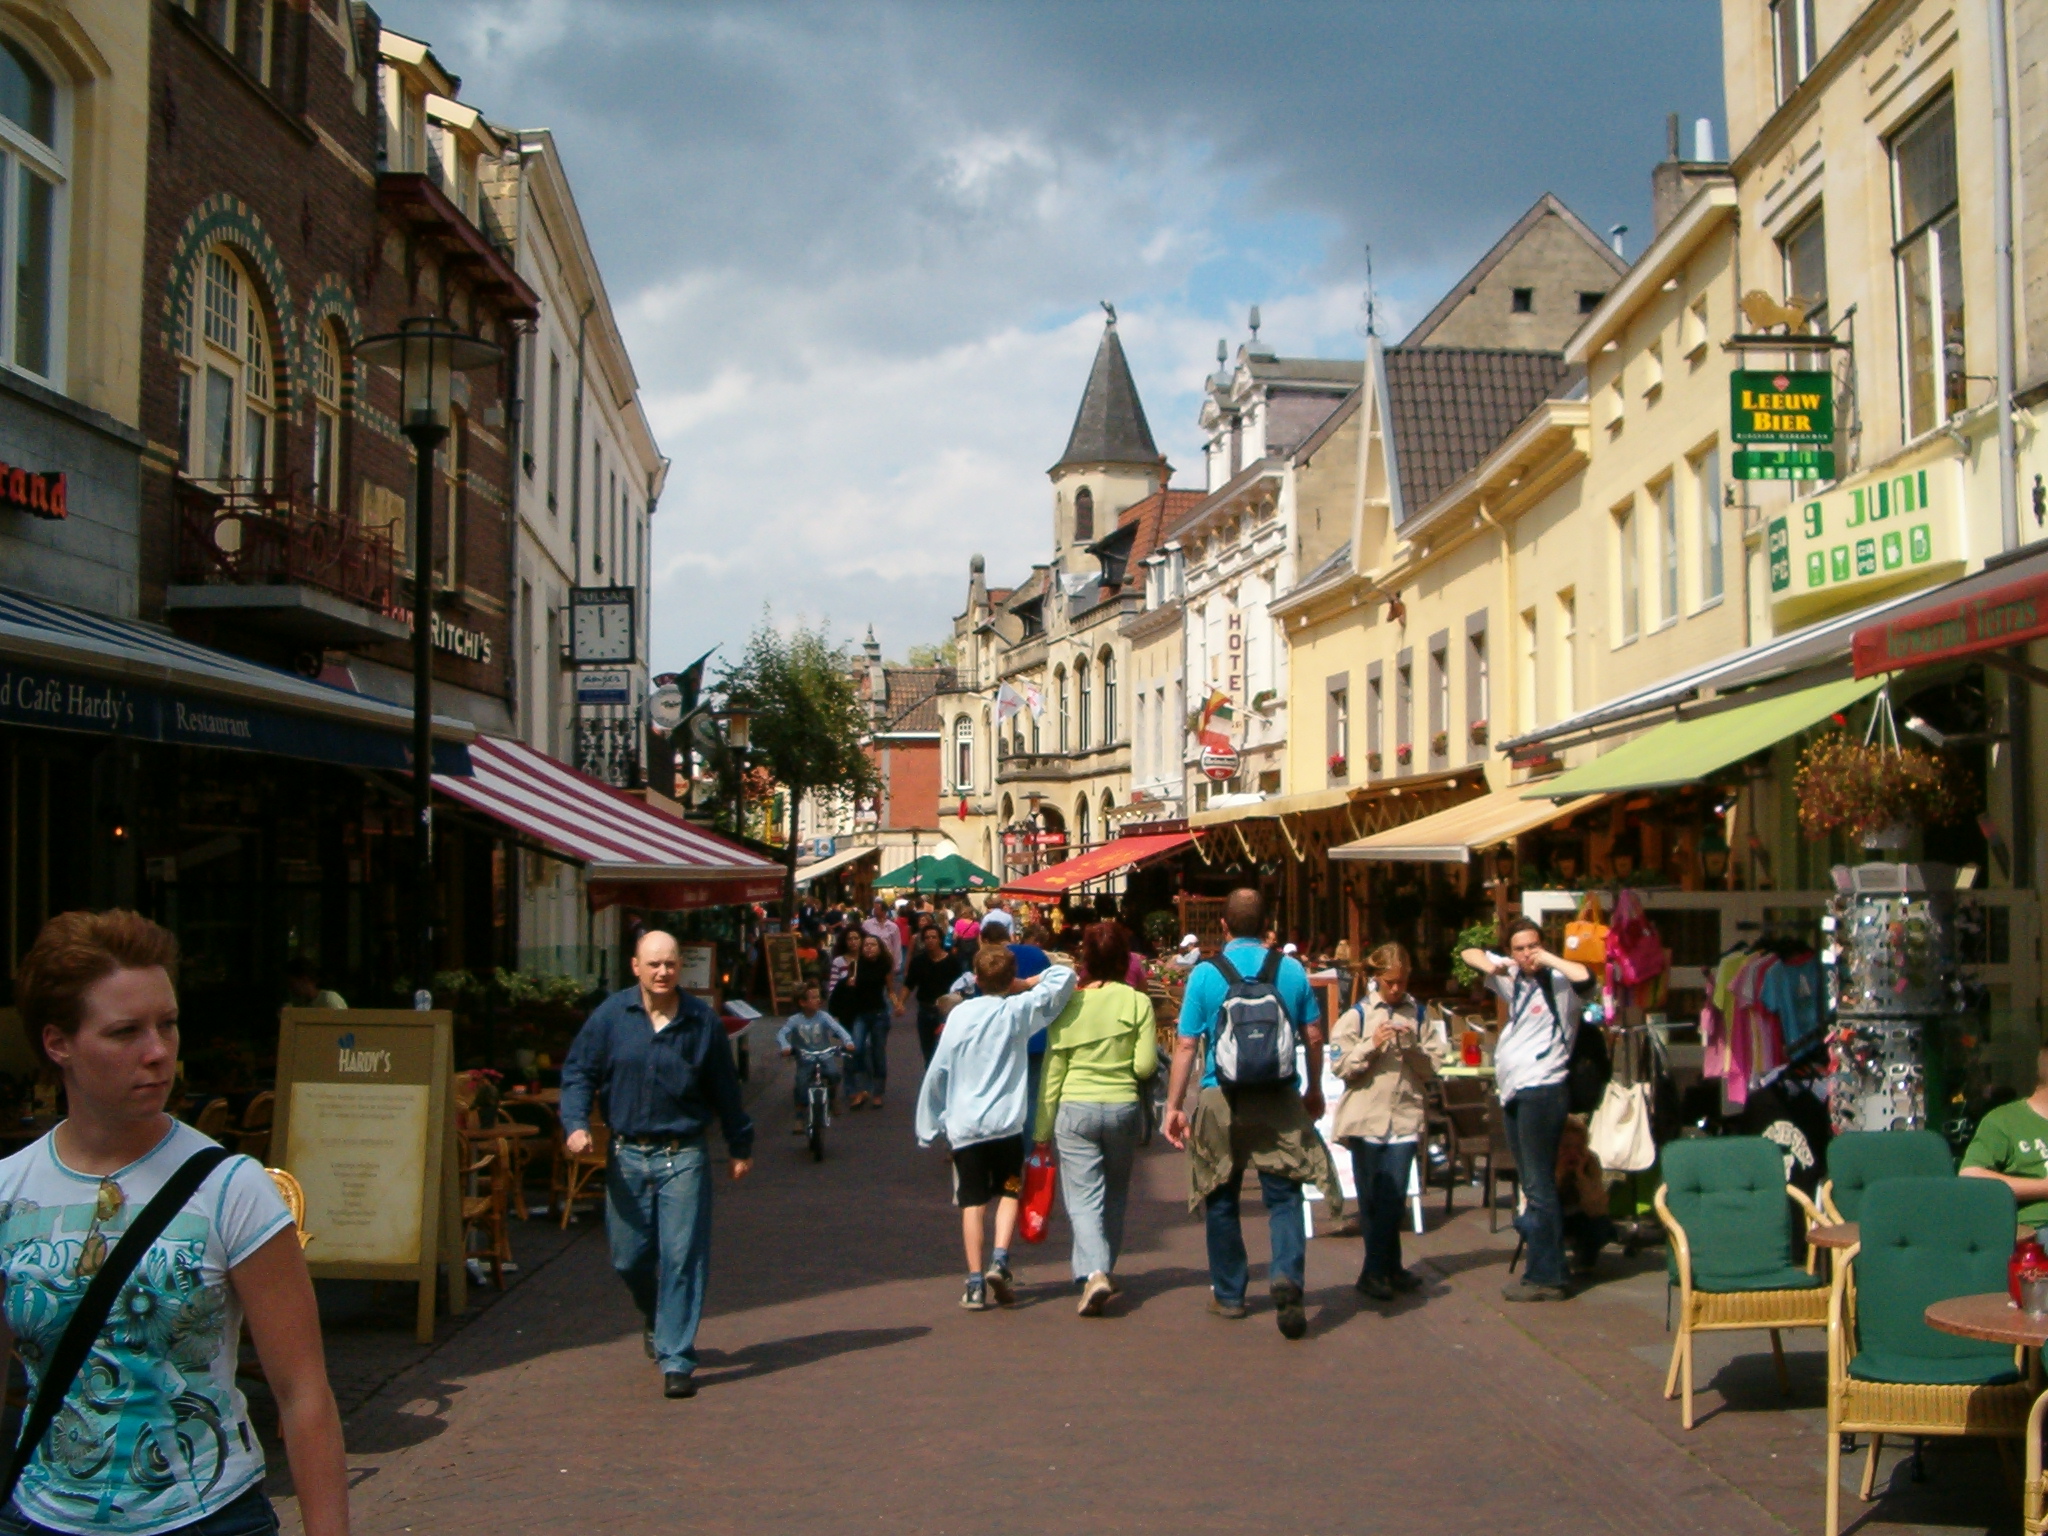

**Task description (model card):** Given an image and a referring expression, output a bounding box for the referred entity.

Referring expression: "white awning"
[794,845,880,885]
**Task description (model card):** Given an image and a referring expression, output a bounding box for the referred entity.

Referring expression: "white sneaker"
[1077,1271,1113,1317]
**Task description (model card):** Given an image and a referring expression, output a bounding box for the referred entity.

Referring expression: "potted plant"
[1365,749,1383,773]
[1449,918,1502,993]
[1793,722,1969,849]
[1327,752,1348,778]
[1469,717,1489,745]
[1251,688,1279,716]
[1395,741,1413,765]
[1430,730,1449,758]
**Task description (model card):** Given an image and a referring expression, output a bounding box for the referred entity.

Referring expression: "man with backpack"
[1460,917,1595,1303]
[1161,888,1325,1339]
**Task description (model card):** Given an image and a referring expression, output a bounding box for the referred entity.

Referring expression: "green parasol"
[873,853,1000,892]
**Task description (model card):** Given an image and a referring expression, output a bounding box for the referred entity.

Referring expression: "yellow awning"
[1189,769,1480,829]
[1329,784,1610,863]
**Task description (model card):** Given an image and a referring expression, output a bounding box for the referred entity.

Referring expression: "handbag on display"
[1017,1147,1057,1244]
[1606,890,1668,987]
[1586,1079,1657,1173]
[1563,893,1609,972]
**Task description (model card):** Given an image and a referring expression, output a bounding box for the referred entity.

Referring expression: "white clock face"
[571,595,634,662]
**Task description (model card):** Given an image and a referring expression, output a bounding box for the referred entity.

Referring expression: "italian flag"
[1199,689,1236,750]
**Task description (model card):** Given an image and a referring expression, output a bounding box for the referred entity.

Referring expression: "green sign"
[1766,466,1948,611]
[1730,369,1834,446]
[1734,448,1837,480]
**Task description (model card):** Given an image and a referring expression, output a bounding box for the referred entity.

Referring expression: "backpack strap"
[1256,946,1283,984]
[1,1145,234,1509]
[1210,950,1243,986]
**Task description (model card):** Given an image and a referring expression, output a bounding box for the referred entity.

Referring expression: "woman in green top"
[1035,921,1158,1316]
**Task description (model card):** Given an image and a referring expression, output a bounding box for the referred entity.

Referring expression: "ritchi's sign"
[0,461,65,519]
[1852,569,2048,678]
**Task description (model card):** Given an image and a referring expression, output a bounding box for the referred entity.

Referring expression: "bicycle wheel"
[808,1091,825,1161]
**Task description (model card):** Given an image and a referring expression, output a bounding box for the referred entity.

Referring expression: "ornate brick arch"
[159,194,297,389]
[301,274,363,416]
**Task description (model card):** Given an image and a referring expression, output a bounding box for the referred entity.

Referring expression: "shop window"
[1771,0,1818,103]
[311,319,345,511]
[1075,795,1091,851]
[1693,446,1723,604]
[0,35,62,385]
[180,248,276,490]
[1892,94,1963,438]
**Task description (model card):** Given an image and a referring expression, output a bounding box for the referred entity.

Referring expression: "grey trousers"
[1054,1099,1143,1280]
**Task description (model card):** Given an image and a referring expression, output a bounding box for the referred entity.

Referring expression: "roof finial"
[1100,299,1117,327]
[1361,245,1377,338]
[1247,303,1261,342]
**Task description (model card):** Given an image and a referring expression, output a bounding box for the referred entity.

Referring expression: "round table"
[1924,1292,2048,1348]
[1807,1222,1859,1250]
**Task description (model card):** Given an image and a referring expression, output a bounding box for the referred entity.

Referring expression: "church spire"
[1052,306,1160,473]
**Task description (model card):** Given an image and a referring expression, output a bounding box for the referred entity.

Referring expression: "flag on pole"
[995,682,1027,723]
[1021,681,1045,719]
[1198,688,1236,751]
[675,647,717,714]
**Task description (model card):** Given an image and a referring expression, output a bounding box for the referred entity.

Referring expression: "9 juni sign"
[1767,462,1958,617]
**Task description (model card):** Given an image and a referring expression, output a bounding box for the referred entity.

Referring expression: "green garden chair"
[1655,1136,1827,1429]
[1826,1175,2030,1536]
[1821,1129,1955,1224]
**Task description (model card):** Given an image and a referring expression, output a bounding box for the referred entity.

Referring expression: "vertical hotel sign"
[1767,459,1960,618]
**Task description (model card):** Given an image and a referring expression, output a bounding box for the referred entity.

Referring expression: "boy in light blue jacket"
[915,945,1076,1311]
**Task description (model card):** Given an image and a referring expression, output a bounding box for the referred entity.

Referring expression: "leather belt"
[617,1134,698,1154]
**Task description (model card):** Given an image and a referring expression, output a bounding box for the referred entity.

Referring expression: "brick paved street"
[269,1027,2018,1535]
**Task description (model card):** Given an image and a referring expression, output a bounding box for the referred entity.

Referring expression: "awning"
[1851,545,2048,678]
[0,587,473,772]
[1330,785,1611,862]
[794,845,879,886]
[1524,676,1882,800]
[1187,769,1477,828]
[434,736,785,910]
[1001,831,1194,897]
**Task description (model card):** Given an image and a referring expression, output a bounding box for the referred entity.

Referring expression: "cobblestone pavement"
[266,1024,2017,1535]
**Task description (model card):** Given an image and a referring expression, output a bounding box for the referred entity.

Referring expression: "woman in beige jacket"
[1331,943,1447,1300]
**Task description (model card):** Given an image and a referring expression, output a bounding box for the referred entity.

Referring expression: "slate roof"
[1053,320,1161,471]
[1381,348,1576,515]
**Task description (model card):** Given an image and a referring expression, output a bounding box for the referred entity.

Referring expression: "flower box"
[1394,742,1413,765]
[1469,717,1489,745]
[1327,753,1348,778]
[1365,750,1383,772]
[1430,730,1449,757]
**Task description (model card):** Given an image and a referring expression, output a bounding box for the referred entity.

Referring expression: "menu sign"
[271,1009,457,1343]
[763,932,806,1012]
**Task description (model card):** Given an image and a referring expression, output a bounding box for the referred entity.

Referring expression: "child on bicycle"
[777,983,854,1133]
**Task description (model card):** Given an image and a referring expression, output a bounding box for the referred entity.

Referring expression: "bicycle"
[793,1046,843,1162]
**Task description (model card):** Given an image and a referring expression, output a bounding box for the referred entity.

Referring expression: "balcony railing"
[175,478,396,613]
[578,717,644,789]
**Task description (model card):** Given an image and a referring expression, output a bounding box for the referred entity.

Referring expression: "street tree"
[717,615,880,914]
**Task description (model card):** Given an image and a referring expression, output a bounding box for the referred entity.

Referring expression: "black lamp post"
[358,318,502,1007]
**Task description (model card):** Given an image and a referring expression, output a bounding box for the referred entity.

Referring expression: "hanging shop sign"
[0,461,65,519]
[1200,745,1240,782]
[1730,369,1834,446]
[1852,567,2048,678]
[1734,447,1837,481]
[1766,459,1960,620]
[577,667,631,705]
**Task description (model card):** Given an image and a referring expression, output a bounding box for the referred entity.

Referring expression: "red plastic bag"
[1017,1148,1056,1244]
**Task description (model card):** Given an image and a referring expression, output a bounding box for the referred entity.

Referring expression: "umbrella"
[874,853,1000,892]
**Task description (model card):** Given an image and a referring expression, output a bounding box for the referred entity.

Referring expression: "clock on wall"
[569,585,636,665]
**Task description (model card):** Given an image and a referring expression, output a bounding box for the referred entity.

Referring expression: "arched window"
[1101,789,1115,836]
[0,36,63,382]
[178,247,276,488]
[1056,666,1069,753]
[1075,658,1091,751]
[1100,648,1117,743]
[311,318,345,511]
[954,716,974,791]
[1073,486,1094,542]
[1075,795,1091,851]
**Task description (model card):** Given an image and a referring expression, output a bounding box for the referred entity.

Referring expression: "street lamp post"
[358,319,502,1008]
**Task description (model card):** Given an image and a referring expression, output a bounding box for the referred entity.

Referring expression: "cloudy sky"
[381,0,1725,668]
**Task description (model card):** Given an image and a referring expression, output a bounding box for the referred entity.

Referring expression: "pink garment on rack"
[1726,953,1784,1107]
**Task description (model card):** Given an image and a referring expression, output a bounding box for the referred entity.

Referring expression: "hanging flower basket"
[1327,752,1348,777]
[1394,742,1413,765]
[1792,693,1970,844]
[1469,717,1489,745]
[1365,750,1383,772]
[1429,730,1449,758]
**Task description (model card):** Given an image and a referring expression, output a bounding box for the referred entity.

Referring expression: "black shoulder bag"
[0,1146,232,1509]
[1528,968,1609,1116]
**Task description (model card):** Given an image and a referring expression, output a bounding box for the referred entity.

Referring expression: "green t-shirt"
[1962,1100,2048,1226]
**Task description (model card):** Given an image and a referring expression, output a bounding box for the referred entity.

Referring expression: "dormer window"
[1073,487,1093,542]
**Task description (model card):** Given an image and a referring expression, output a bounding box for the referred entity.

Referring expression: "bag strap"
[1577,892,1605,924]
[1210,951,1243,987]
[0,1145,233,1509]
[1256,946,1283,985]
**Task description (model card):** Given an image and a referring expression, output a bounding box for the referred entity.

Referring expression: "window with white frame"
[954,717,973,792]
[1655,477,1678,622]
[1771,0,1818,103]
[1100,649,1117,743]
[1694,446,1723,603]
[1892,94,1963,439]
[1056,667,1069,753]
[311,319,344,511]
[1075,658,1091,751]
[0,36,63,385]
[178,248,275,489]
[1614,503,1639,641]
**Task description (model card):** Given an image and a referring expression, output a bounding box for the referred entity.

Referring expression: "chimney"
[1651,112,1730,236]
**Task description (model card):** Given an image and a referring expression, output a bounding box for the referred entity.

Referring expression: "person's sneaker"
[643,1328,656,1360]
[1207,1294,1250,1320]
[1355,1271,1395,1302]
[1271,1279,1308,1340]
[1389,1267,1425,1294]
[983,1261,1015,1306]
[1077,1272,1113,1317]
[663,1372,697,1399]
[1501,1278,1573,1303]
[960,1275,988,1311]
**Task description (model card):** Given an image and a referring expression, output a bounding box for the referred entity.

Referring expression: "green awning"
[1523,676,1884,800]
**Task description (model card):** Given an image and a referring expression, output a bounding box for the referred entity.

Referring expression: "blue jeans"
[1503,1081,1570,1288]
[1054,1099,1142,1279]
[607,1138,714,1375]
[916,1002,943,1065]
[1203,1167,1305,1304]
[1346,1138,1417,1280]
[2,1484,276,1535]
[1023,1050,1045,1143]
[850,1008,891,1096]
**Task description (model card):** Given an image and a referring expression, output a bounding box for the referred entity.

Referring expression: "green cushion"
[1850,1175,2018,1386]
[1825,1130,1955,1221]
[1663,1137,1808,1290]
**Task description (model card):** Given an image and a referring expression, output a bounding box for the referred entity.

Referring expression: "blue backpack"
[1209,948,1299,1088]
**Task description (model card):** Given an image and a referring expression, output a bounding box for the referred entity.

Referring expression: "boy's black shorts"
[951,1134,1026,1207]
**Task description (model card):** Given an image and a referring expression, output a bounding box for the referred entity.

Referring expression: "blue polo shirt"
[1178,939,1321,1090]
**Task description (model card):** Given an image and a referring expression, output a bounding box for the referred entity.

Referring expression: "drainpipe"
[1989,0,2020,552]
[570,296,596,580]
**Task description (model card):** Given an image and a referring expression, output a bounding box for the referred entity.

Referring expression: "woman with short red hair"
[1034,920,1158,1316]
[0,910,348,1536]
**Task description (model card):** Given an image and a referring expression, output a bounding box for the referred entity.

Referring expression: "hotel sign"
[1731,370,1833,446]
[1852,568,2048,678]
[1767,463,1957,616]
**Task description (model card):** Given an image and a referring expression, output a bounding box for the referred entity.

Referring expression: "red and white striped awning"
[435,736,785,911]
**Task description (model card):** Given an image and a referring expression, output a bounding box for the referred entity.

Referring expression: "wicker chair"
[235,1091,276,1164]
[1826,1176,2030,1536]
[556,1104,609,1229]
[264,1167,311,1249]
[194,1097,234,1142]
[1656,1136,1828,1430]
[1820,1129,1955,1224]
[461,1135,515,1290]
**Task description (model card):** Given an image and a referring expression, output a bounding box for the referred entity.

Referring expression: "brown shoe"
[1207,1294,1250,1320]
[848,1092,868,1109]
[868,1096,884,1111]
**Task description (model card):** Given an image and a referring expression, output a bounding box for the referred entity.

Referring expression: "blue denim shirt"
[559,986,755,1158]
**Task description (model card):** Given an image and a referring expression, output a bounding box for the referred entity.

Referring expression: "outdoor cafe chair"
[1483,1100,1519,1234]
[1820,1129,1955,1224]
[235,1091,275,1164]
[194,1097,234,1142]
[1655,1136,1828,1429]
[497,1098,559,1221]
[461,1135,515,1290]
[264,1166,311,1249]
[1826,1176,2030,1536]
[1436,1077,1490,1216]
[555,1105,609,1229]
